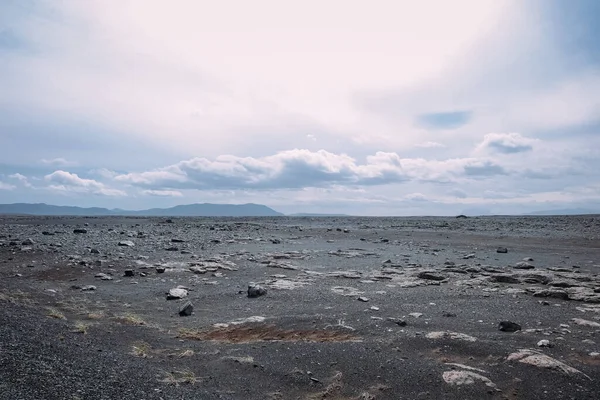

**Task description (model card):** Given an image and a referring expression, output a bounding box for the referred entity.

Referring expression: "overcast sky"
[1,0,599,215]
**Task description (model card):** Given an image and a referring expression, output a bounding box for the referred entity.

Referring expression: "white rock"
[167,288,188,300]
[426,331,477,342]
[507,349,588,378]
[571,318,600,327]
[444,363,487,373]
[537,340,552,348]
[331,286,364,296]
[442,370,497,389]
[213,316,266,328]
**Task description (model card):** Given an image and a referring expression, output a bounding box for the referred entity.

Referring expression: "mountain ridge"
[0,203,283,217]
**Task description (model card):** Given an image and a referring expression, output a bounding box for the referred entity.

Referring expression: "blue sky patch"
[416,111,472,130]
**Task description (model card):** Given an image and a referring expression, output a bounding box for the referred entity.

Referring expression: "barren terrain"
[1,215,599,399]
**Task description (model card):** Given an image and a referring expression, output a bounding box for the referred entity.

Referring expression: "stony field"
[1,215,599,399]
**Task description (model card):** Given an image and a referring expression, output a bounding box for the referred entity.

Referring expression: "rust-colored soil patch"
[178,324,360,343]
[568,353,600,367]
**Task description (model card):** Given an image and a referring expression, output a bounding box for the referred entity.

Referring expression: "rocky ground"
[0,215,599,400]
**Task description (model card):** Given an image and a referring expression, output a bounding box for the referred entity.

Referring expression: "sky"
[1,0,599,215]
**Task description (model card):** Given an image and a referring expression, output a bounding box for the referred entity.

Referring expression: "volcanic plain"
[1,215,599,399]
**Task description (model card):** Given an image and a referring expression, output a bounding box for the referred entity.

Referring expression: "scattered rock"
[442,370,497,389]
[123,269,135,277]
[514,262,535,270]
[357,296,370,302]
[213,316,266,328]
[537,339,553,348]
[80,285,96,291]
[155,267,166,273]
[498,321,522,332]
[21,238,35,245]
[417,271,446,281]
[247,284,267,298]
[167,287,188,300]
[73,229,88,234]
[189,266,207,274]
[94,273,113,281]
[521,274,552,285]
[426,331,477,342]
[489,274,521,284]
[387,318,407,326]
[533,289,570,300]
[331,287,364,296]
[442,312,457,318]
[179,301,194,316]
[118,240,135,247]
[496,247,508,253]
[507,349,588,378]
[165,246,179,251]
[571,318,600,327]
[266,279,310,290]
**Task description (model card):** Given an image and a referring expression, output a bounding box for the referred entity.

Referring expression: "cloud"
[0,181,15,190]
[45,170,126,196]
[463,160,507,176]
[40,157,78,167]
[404,192,428,201]
[476,133,538,154]
[415,141,446,148]
[9,173,32,187]
[0,0,516,157]
[114,149,510,191]
[142,189,183,197]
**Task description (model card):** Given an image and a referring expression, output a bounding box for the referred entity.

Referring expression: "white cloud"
[45,170,126,196]
[475,133,538,154]
[0,0,516,156]
[9,173,33,188]
[40,158,78,167]
[90,168,120,179]
[141,189,183,197]
[114,149,511,190]
[415,141,446,149]
[0,182,16,190]
[404,193,428,201]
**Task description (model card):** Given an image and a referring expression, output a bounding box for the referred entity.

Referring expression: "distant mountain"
[0,203,284,217]
[0,203,115,216]
[523,208,600,216]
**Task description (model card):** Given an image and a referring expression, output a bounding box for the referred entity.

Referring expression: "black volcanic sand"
[1,215,599,399]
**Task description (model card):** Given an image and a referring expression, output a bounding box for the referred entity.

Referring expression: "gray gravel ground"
[1,215,599,399]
